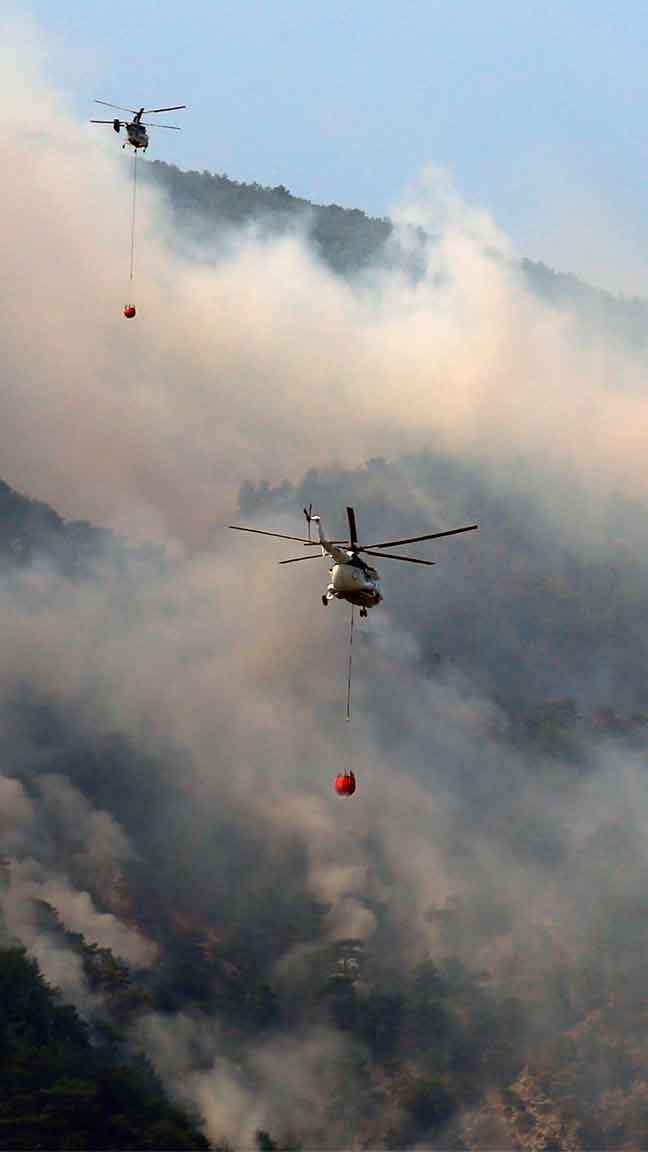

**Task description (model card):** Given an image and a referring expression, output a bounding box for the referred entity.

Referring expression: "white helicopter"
[90,101,186,151]
[230,505,478,619]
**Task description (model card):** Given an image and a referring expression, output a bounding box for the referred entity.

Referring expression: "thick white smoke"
[3,12,648,1147]
[2,17,648,548]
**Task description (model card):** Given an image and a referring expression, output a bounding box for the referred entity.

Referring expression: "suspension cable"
[346,605,354,721]
[129,150,138,283]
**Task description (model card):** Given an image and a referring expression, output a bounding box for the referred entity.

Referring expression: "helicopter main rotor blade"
[278,554,323,564]
[90,120,125,124]
[139,122,182,129]
[347,506,359,549]
[94,100,138,114]
[363,524,479,550]
[142,105,187,114]
[229,525,319,544]
[363,550,436,565]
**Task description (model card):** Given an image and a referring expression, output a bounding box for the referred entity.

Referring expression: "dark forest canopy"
[0,945,208,1150]
[5,160,648,1147]
[144,160,395,275]
[144,160,648,344]
[3,464,648,1146]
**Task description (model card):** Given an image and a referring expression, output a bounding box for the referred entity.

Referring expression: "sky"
[16,0,648,294]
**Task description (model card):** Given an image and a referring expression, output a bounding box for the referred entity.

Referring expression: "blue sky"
[17,0,648,288]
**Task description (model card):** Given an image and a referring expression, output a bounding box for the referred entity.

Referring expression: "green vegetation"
[144,161,396,276]
[5,465,648,1145]
[145,160,648,345]
[0,946,208,1150]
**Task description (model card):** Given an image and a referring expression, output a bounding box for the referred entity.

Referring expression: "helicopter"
[229,505,478,619]
[90,101,186,151]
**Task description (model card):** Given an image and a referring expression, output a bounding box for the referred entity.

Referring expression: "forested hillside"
[144,161,395,275]
[145,160,648,344]
[0,945,208,1149]
[3,462,648,1148]
[8,7,648,1146]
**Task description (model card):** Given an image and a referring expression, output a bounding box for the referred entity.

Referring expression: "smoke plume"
[3,12,648,1146]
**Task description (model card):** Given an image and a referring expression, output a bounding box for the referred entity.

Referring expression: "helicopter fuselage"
[315,524,382,609]
[327,559,382,608]
[124,122,149,150]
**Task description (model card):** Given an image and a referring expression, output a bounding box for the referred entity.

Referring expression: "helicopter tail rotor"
[304,503,313,542]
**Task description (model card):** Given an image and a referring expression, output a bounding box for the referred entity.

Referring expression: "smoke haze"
[3,13,648,1146]
[4,18,648,546]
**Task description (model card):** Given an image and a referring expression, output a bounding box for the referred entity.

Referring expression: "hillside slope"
[145,160,648,344]
[2,468,648,1147]
[0,945,208,1150]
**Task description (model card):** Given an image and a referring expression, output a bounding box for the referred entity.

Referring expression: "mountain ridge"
[145,159,648,345]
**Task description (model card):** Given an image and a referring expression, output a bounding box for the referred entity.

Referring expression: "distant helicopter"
[90,101,186,151]
[230,505,478,619]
